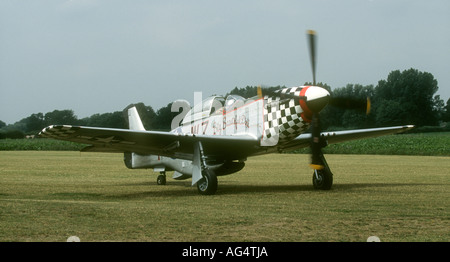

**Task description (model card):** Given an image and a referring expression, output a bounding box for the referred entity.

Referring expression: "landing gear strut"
[193,141,218,195]
[312,153,333,190]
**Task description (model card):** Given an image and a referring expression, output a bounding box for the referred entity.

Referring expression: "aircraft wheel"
[197,169,217,195]
[312,169,333,190]
[157,174,166,185]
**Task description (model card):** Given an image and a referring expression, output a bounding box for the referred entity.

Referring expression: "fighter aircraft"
[39,30,414,195]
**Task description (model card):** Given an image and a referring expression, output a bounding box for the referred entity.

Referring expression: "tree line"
[1,68,449,139]
[319,68,449,130]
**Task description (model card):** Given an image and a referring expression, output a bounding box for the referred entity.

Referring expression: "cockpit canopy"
[225,95,245,112]
[182,95,247,125]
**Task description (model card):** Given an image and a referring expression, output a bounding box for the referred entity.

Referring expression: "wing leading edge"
[279,125,415,152]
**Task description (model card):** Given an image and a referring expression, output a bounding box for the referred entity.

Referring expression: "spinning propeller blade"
[307,30,317,86]
[306,30,325,169]
[257,86,263,98]
[329,96,371,115]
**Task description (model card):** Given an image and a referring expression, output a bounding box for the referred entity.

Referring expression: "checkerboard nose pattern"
[262,86,330,144]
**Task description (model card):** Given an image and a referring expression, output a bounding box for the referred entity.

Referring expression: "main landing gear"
[196,169,218,195]
[194,141,218,195]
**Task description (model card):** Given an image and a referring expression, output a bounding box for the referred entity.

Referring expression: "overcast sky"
[1,0,449,124]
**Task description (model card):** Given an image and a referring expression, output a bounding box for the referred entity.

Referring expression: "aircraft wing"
[39,124,414,159]
[279,125,415,152]
[38,125,260,161]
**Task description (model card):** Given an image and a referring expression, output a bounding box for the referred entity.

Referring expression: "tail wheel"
[157,172,166,185]
[312,169,333,190]
[197,169,218,195]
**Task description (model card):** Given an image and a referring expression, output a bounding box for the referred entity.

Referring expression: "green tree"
[44,110,78,126]
[2,113,45,135]
[374,68,439,126]
[375,100,409,126]
[23,113,45,133]
[432,95,445,122]
[153,102,184,131]
[79,112,126,129]
[442,98,450,122]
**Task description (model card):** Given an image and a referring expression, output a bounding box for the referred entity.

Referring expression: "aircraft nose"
[303,86,330,113]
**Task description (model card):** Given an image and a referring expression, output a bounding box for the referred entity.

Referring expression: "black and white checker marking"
[263,87,310,144]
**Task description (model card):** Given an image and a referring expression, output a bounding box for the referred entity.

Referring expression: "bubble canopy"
[182,95,248,124]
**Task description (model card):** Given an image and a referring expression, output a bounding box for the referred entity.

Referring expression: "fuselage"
[175,86,329,147]
[126,86,331,178]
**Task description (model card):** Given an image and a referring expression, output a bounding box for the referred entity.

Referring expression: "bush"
[0,130,25,139]
[0,138,86,151]
[292,132,450,156]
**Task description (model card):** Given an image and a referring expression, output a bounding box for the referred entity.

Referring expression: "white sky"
[1,0,449,124]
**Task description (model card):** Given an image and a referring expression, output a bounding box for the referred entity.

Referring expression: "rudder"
[123,104,146,131]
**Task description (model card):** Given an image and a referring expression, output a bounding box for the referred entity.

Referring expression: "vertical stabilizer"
[123,106,146,169]
[128,106,146,131]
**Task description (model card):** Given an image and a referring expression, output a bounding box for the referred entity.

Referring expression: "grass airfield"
[0,151,448,242]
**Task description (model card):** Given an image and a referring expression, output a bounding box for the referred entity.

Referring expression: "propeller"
[257,30,370,170]
[329,96,371,115]
[305,30,371,170]
[306,30,325,169]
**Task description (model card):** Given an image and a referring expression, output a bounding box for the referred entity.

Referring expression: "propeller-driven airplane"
[39,30,414,195]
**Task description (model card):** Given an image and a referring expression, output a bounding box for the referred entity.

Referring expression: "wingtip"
[38,125,52,137]
[405,125,415,130]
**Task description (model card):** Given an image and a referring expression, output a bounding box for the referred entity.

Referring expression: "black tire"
[157,174,166,185]
[312,169,333,190]
[197,169,218,195]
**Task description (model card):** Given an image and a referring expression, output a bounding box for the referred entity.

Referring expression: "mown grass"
[0,151,448,242]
